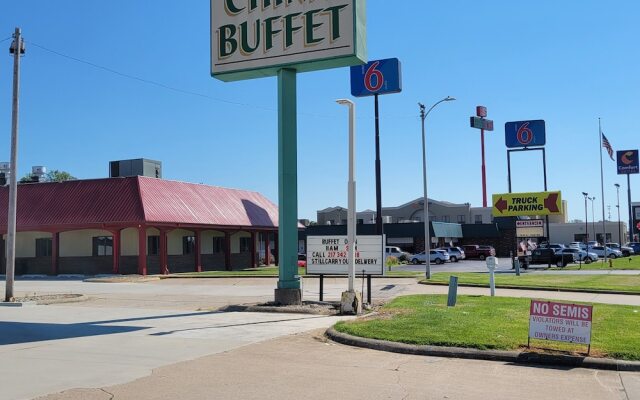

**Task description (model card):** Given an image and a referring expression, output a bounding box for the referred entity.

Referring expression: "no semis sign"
[529,300,593,345]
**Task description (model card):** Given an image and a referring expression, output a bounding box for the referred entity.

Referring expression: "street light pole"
[582,192,589,244]
[336,99,356,293]
[589,196,596,242]
[615,183,622,244]
[419,97,455,279]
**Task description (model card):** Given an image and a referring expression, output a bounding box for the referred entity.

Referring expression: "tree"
[19,169,76,183]
[46,170,76,182]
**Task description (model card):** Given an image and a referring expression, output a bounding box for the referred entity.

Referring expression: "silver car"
[411,250,450,265]
[436,247,465,262]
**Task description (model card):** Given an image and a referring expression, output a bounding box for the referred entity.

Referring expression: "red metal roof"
[138,177,278,228]
[0,176,279,232]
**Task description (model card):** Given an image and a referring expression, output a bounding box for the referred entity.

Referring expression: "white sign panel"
[529,300,593,345]
[307,235,384,275]
[211,0,366,81]
[516,220,544,227]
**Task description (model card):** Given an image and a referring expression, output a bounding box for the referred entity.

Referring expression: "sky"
[0,1,639,224]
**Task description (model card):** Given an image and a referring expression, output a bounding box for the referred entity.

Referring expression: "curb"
[325,327,640,371]
[164,274,419,279]
[36,294,90,305]
[420,281,640,296]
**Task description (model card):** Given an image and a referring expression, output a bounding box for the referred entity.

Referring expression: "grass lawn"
[335,295,640,360]
[172,266,306,277]
[423,272,640,293]
[563,256,640,271]
[171,267,419,278]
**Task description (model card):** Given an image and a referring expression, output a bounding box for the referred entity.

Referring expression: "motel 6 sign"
[350,58,402,97]
[505,120,546,148]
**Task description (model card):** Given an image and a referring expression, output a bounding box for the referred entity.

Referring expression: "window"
[93,236,113,256]
[182,236,195,255]
[35,238,52,257]
[442,216,450,223]
[239,237,251,252]
[474,215,483,224]
[213,237,225,253]
[357,219,364,225]
[457,215,466,223]
[429,216,436,222]
[148,236,160,256]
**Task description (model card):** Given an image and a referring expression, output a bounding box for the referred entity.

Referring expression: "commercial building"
[0,176,281,276]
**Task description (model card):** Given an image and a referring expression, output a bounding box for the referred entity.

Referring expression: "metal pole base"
[274,288,302,306]
[340,291,362,315]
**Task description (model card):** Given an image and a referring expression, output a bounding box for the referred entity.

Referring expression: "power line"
[25,40,418,121]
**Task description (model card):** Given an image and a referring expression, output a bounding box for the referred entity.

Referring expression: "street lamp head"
[444,96,456,101]
[614,183,620,188]
[582,192,588,197]
[336,99,353,106]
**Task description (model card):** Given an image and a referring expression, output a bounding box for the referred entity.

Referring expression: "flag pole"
[599,118,607,265]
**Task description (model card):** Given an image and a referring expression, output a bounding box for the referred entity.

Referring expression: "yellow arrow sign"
[492,191,562,217]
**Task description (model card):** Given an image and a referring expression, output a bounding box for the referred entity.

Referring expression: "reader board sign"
[505,120,546,148]
[350,58,402,97]
[617,150,639,175]
[529,300,593,345]
[306,235,384,275]
[516,220,544,238]
[492,191,562,217]
[211,0,367,82]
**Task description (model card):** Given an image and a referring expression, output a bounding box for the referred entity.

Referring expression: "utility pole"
[5,28,24,302]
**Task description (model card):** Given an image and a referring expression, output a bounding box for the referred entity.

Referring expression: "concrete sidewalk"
[36,330,640,400]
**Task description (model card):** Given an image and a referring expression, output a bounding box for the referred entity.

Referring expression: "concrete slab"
[0,305,350,400]
[35,330,640,400]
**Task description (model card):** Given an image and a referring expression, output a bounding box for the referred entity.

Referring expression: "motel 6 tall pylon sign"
[210,0,367,305]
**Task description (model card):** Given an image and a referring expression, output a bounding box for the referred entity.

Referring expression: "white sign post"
[529,300,593,353]
[486,256,498,296]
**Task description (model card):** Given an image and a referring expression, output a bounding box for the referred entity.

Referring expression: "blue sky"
[1,1,639,223]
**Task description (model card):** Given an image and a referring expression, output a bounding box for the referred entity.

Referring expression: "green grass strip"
[423,272,640,293]
[335,295,640,360]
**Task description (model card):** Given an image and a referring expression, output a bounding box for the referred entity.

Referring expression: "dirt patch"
[13,293,88,305]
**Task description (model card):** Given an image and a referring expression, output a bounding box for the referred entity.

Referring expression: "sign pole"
[481,126,487,207]
[628,174,633,243]
[374,93,382,236]
[275,68,301,305]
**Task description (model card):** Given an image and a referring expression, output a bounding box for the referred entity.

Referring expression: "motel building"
[0,175,281,276]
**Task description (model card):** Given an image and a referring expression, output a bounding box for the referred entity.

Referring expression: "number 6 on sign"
[350,58,402,97]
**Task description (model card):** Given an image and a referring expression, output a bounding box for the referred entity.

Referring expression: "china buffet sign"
[211,0,366,81]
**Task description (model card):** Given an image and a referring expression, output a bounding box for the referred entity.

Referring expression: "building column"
[159,229,169,275]
[51,232,60,275]
[111,229,120,274]
[224,231,231,271]
[265,232,271,266]
[138,226,147,275]
[274,231,279,266]
[250,231,257,268]
[194,229,202,273]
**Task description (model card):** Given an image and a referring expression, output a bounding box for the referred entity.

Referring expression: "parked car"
[297,253,306,268]
[606,243,635,257]
[520,248,575,268]
[436,246,465,262]
[462,245,495,260]
[590,246,623,258]
[539,243,565,253]
[559,248,597,263]
[626,242,640,254]
[568,242,583,249]
[411,250,450,265]
[385,246,411,262]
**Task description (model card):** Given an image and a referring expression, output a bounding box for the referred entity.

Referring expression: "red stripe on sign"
[530,300,592,322]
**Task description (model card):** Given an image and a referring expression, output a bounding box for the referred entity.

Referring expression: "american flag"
[602,133,614,161]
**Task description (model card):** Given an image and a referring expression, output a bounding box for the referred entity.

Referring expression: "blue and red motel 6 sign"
[350,58,402,97]
[505,120,546,148]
